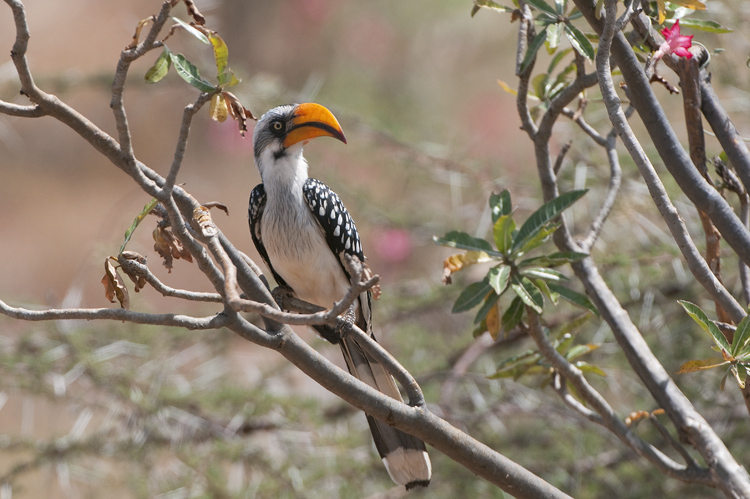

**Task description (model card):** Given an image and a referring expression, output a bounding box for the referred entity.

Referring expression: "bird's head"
[253,103,346,176]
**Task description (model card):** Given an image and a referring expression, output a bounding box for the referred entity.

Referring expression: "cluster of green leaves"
[145,17,239,92]
[490,314,605,382]
[144,17,254,133]
[677,301,750,390]
[434,189,596,341]
[472,0,593,73]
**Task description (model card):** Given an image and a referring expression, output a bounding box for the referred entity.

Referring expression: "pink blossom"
[654,20,693,61]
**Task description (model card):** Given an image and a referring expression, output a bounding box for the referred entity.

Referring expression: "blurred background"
[2,0,750,497]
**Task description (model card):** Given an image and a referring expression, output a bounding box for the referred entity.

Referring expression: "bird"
[248,103,431,489]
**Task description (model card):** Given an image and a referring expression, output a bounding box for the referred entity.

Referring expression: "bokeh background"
[2,0,750,497]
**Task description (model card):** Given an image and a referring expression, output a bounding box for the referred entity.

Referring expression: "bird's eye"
[271,121,284,132]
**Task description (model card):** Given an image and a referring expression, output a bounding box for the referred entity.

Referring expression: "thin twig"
[118,257,223,302]
[648,412,698,467]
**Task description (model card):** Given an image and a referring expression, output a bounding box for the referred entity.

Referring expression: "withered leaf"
[210,93,228,123]
[127,17,153,50]
[442,251,492,284]
[101,256,130,309]
[223,91,256,137]
[153,226,192,272]
[486,302,501,341]
[203,201,229,216]
[183,0,206,25]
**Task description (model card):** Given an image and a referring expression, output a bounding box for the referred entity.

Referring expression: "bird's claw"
[271,285,295,309]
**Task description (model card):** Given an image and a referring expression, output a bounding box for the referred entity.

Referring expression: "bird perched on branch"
[248,103,431,489]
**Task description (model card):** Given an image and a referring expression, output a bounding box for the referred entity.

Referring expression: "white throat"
[257,143,308,197]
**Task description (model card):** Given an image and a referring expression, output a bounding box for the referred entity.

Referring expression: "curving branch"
[525,309,712,484]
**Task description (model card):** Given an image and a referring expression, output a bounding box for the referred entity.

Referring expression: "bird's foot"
[334,304,357,341]
[271,285,295,309]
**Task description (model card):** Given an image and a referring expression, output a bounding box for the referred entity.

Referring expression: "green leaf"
[547,47,573,74]
[531,73,548,99]
[474,291,501,324]
[511,190,586,253]
[565,343,599,361]
[555,333,574,355]
[471,0,516,16]
[511,275,544,314]
[218,70,241,87]
[493,215,516,254]
[520,251,587,267]
[488,265,512,295]
[738,363,748,387]
[672,18,732,33]
[120,198,159,254]
[575,361,607,377]
[490,190,512,222]
[516,222,559,256]
[533,278,558,304]
[522,267,568,281]
[209,33,229,74]
[546,22,564,54]
[525,0,558,16]
[720,368,729,391]
[678,300,731,353]
[502,296,525,332]
[564,22,595,60]
[172,16,210,44]
[144,47,172,83]
[170,53,217,93]
[453,280,493,313]
[554,0,566,15]
[434,231,496,254]
[520,28,548,74]
[732,364,747,389]
[548,282,599,316]
[676,357,730,374]
[732,315,750,357]
[489,351,542,379]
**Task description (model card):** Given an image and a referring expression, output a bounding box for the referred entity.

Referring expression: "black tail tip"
[405,479,431,491]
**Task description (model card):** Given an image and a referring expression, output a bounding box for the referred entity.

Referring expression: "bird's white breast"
[260,154,352,309]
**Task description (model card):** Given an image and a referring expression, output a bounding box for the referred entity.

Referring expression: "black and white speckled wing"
[302,178,365,275]
[302,177,372,332]
[248,183,289,288]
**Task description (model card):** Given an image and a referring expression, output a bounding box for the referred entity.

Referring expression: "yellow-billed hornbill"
[248,103,431,489]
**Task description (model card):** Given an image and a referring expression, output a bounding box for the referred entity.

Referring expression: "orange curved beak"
[282,103,347,148]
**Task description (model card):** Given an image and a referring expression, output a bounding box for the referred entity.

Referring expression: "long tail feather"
[340,335,432,489]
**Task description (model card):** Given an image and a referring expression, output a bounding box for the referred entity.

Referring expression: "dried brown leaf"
[203,201,230,216]
[127,17,153,49]
[650,73,680,94]
[486,302,501,341]
[183,0,206,25]
[222,91,256,137]
[625,410,650,427]
[101,257,130,309]
[153,226,192,272]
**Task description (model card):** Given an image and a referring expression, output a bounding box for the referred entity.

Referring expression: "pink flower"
[654,20,693,61]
